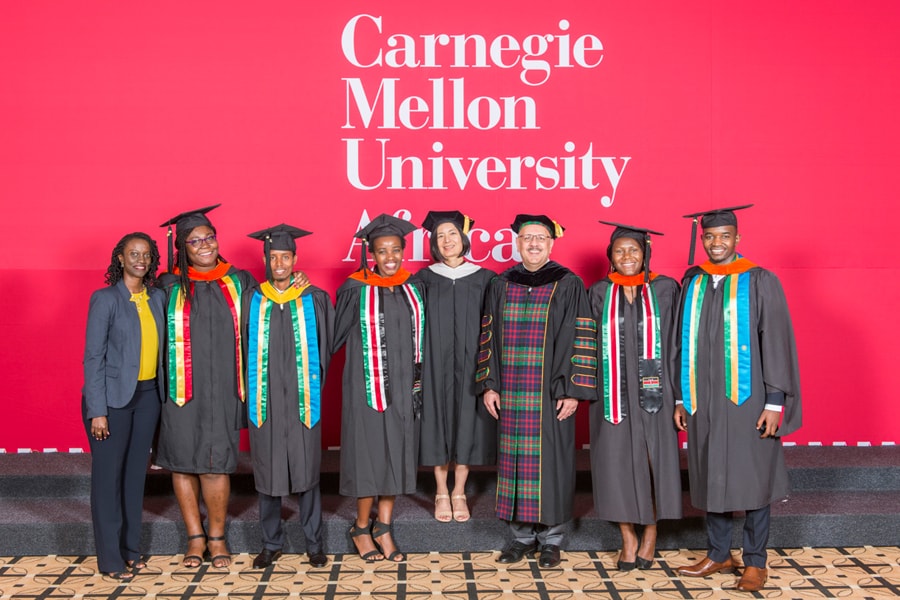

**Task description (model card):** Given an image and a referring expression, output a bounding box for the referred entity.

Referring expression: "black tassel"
[166,225,174,273]
[359,238,368,279]
[688,218,698,265]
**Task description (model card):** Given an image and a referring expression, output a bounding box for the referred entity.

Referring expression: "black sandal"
[207,535,232,569]
[183,533,207,568]
[102,570,135,581]
[372,521,405,562]
[349,520,383,563]
[125,557,147,570]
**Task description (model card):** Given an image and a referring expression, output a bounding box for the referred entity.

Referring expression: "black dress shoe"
[617,559,637,571]
[497,541,537,564]
[252,548,282,569]
[635,555,654,570]
[538,545,561,568]
[308,551,327,568]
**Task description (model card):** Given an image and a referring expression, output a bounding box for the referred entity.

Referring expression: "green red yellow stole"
[680,257,756,414]
[246,282,322,429]
[353,268,425,412]
[600,272,662,424]
[166,262,245,406]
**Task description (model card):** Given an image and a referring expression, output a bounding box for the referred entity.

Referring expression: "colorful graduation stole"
[600,273,662,424]
[246,282,322,428]
[167,263,245,406]
[357,272,425,412]
[680,258,755,414]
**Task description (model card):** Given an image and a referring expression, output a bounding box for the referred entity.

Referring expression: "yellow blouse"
[130,288,158,381]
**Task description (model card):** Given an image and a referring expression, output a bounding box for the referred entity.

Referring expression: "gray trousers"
[258,485,323,553]
[508,520,568,547]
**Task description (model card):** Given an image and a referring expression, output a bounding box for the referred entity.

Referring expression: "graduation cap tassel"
[688,218,698,265]
[359,238,368,279]
[264,236,273,282]
[167,226,174,273]
[644,233,651,283]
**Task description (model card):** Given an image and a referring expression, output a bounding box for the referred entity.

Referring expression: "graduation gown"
[156,266,255,474]
[334,275,424,497]
[676,265,802,513]
[476,262,597,526]
[588,275,683,525]
[414,264,497,467]
[243,285,334,497]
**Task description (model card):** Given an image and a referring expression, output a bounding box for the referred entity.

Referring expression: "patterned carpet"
[2,547,899,599]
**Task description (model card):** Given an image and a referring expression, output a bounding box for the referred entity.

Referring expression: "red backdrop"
[2,1,898,452]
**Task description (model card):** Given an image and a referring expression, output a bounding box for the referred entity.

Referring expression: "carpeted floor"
[2,546,899,599]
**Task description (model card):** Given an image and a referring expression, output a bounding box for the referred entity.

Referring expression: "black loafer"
[252,548,282,569]
[497,541,536,564]
[538,544,561,568]
[308,551,328,568]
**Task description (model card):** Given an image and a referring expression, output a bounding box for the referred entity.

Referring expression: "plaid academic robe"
[476,262,597,525]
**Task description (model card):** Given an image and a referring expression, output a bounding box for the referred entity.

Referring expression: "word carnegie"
[340,14,629,205]
[344,138,629,207]
[342,14,603,87]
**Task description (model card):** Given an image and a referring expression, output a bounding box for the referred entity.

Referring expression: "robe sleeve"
[551,275,598,401]
[755,269,802,436]
[332,280,359,354]
[475,275,502,395]
[652,276,682,406]
[312,288,335,380]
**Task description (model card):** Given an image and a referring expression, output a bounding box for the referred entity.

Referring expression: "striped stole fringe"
[247,291,321,428]
[600,283,661,424]
[359,283,425,412]
[166,275,244,406]
[680,272,751,414]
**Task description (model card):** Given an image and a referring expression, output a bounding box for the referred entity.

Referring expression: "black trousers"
[706,505,771,568]
[258,485,323,553]
[85,380,160,572]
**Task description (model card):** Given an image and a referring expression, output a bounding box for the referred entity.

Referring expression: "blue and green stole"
[680,257,756,414]
[166,262,244,407]
[246,281,321,428]
[600,272,662,424]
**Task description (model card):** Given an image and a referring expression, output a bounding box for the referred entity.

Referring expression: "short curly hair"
[104,232,161,287]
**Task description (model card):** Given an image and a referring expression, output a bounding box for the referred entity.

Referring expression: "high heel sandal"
[182,533,207,568]
[207,535,232,569]
[349,520,383,563]
[434,494,453,522]
[372,520,405,562]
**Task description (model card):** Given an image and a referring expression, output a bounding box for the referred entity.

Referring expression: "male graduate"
[673,205,801,593]
[477,214,597,569]
[244,224,334,569]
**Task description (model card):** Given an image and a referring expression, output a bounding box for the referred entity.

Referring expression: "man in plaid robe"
[477,214,597,569]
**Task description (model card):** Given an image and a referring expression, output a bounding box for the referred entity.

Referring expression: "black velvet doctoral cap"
[599,220,665,282]
[682,204,753,264]
[159,204,221,272]
[421,210,473,235]
[511,214,564,238]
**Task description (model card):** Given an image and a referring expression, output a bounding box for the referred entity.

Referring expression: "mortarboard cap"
[682,204,753,264]
[599,220,665,282]
[421,211,474,235]
[511,214,564,239]
[353,213,418,276]
[159,204,221,272]
[247,223,313,281]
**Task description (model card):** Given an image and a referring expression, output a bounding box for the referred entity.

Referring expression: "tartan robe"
[476,262,597,525]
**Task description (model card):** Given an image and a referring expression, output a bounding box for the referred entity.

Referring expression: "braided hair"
[104,232,160,287]
[173,224,228,302]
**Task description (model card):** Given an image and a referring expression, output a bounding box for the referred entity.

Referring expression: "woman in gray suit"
[82,232,166,580]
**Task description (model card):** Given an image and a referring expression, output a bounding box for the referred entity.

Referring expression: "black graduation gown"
[476,262,597,526]
[414,265,497,467]
[243,285,334,497]
[334,276,424,497]
[156,267,255,474]
[588,275,683,525]
[676,265,802,513]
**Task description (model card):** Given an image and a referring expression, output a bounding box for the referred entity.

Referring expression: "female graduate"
[588,222,682,570]
[415,211,496,523]
[155,205,256,570]
[334,214,425,563]
[82,232,165,580]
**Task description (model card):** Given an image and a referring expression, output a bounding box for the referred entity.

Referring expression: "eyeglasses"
[519,234,550,243]
[185,234,217,247]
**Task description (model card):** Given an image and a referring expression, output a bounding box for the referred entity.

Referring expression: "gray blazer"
[82,280,166,419]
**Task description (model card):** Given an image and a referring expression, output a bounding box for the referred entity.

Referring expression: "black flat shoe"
[538,545,561,568]
[252,548,282,569]
[497,541,536,564]
[308,551,328,568]
[636,555,654,570]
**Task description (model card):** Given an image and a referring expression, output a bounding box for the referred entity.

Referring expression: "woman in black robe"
[415,211,496,523]
[156,205,255,569]
[588,222,682,570]
[334,214,425,563]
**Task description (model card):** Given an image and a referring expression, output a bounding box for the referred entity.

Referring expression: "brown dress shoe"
[677,556,736,577]
[736,566,768,592]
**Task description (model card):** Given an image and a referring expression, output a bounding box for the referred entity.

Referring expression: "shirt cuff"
[675,400,684,405]
[764,404,784,413]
